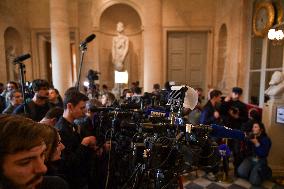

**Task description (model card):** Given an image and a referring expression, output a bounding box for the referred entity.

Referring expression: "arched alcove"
[217,24,227,91]
[4,27,23,81]
[99,3,142,88]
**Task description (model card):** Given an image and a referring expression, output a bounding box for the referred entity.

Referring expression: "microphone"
[13,53,31,64]
[80,34,96,47]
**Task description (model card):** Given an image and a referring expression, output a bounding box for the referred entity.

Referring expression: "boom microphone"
[13,53,31,64]
[80,34,96,47]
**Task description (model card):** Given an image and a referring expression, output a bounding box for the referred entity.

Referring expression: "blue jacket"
[250,135,271,158]
[200,101,222,125]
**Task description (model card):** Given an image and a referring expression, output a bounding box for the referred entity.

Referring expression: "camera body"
[230,106,239,114]
[248,132,255,139]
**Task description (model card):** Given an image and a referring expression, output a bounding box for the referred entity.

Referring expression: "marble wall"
[1,0,284,176]
[0,0,257,94]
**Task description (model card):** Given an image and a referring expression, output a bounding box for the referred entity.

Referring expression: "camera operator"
[159,81,172,106]
[131,86,143,104]
[55,88,97,189]
[13,79,51,122]
[200,89,222,125]
[86,69,100,99]
[220,87,248,129]
[220,87,248,175]
[198,89,222,181]
[237,122,272,186]
[74,99,102,138]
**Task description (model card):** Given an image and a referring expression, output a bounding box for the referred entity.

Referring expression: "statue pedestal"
[262,98,284,176]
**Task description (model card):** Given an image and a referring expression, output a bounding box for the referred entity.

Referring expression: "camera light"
[83,81,89,87]
[115,71,128,84]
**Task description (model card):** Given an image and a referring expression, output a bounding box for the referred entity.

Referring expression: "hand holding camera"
[247,132,260,146]
[229,107,239,119]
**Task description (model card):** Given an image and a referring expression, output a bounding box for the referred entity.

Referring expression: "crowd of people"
[0,79,272,188]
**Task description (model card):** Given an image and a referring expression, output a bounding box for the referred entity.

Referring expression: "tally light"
[115,71,128,84]
[83,81,89,87]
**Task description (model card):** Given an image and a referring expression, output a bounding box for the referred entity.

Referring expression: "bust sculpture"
[112,22,129,71]
[265,71,284,98]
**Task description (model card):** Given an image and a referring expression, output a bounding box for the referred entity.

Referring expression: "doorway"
[167,32,208,89]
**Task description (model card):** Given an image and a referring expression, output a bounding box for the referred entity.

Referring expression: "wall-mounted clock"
[253,1,275,37]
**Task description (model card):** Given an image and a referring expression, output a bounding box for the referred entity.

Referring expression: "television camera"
[93,85,245,189]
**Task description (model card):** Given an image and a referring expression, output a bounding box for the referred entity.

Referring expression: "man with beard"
[13,79,51,122]
[0,114,68,189]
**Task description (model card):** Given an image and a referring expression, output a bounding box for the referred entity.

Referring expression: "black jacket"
[200,101,222,125]
[55,117,93,189]
[220,100,248,130]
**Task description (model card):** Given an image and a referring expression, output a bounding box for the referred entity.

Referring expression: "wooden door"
[168,32,208,89]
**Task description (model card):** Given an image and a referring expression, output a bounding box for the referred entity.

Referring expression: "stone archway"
[4,27,23,82]
[98,3,143,89]
[92,1,143,29]
[217,24,228,92]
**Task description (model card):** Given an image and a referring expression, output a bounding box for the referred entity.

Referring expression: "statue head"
[116,22,124,33]
[269,71,284,85]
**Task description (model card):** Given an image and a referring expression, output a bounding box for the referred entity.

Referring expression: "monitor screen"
[276,106,284,124]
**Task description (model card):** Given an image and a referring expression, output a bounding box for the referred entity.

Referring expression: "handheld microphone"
[13,53,31,64]
[80,34,96,47]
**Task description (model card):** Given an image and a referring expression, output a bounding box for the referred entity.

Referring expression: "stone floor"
[181,169,284,189]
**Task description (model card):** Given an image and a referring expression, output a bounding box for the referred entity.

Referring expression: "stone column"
[143,0,162,92]
[50,0,72,96]
[0,31,7,82]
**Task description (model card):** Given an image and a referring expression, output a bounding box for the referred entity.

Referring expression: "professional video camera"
[104,86,195,188]
[86,69,99,89]
[95,84,247,189]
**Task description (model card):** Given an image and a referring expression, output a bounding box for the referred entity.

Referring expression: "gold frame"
[253,1,275,37]
[276,0,283,24]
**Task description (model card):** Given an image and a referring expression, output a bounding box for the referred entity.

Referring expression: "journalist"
[237,122,272,186]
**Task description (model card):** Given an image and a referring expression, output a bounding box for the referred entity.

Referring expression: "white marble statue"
[6,46,18,81]
[6,46,16,63]
[112,22,129,71]
[265,71,284,98]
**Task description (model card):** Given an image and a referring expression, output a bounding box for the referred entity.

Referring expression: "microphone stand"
[17,62,27,114]
[76,44,87,91]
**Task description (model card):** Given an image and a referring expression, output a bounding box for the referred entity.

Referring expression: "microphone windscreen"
[13,53,31,63]
[80,34,96,47]
[85,34,96,43]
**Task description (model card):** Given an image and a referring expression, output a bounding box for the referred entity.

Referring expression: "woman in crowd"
[2,89,23,114]
[237,122,272,186]
[49,88,63,108]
